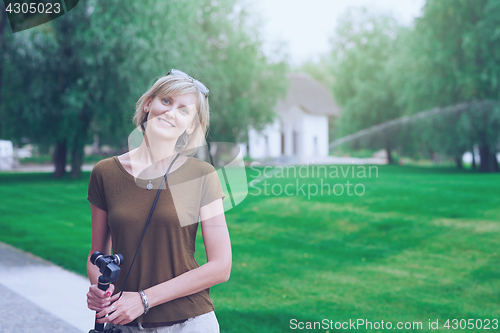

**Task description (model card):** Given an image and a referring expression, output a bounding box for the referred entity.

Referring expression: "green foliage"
[391,0,500,167]
[397,0,500,111]
[303,2,500,170]
[329,8,402,135]
[193,0,288,143]
[1,0,288,174]
[316,8,405,159]
[389,0,500,139]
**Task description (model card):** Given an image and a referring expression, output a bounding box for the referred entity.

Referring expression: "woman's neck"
[136,135,178,164]
[127,137,180,179]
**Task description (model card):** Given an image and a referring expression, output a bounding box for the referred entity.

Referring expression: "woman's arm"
[87,203,115,311]
[97,197,231,326]
[149,196,232,300]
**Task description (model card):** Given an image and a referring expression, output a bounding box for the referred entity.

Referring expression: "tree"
[393,0,500,172]
[190,0,288,160]
[2,0,288,177]
[3,0,142,177]
[327,8,404,163]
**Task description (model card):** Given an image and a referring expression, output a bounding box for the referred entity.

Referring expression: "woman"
[86,69,231,332]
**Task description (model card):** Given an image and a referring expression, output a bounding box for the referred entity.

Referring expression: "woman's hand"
[87,283,115,312]
[96,291,144,326]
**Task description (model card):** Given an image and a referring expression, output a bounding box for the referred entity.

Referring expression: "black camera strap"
[118,152,181,300]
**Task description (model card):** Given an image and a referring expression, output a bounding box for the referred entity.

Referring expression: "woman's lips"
[158,118,175,128]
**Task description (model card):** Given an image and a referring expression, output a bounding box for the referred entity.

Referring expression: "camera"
[90,251,123,282]
[89,251,124,333]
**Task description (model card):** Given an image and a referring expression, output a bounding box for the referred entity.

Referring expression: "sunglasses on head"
[167,69,209,98]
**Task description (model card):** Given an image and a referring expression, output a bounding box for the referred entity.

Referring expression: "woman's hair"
[133,75,209,156]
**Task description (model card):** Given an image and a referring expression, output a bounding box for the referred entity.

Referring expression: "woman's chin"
[146,126,179,142]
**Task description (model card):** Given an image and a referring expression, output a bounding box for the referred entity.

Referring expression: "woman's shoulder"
[90,156,118,174]
[186,156,217,174]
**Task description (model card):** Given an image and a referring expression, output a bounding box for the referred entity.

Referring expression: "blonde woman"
[86,70,231,332]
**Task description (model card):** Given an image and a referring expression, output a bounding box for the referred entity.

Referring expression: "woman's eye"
[180,108,188,114]
[162,98,171,105]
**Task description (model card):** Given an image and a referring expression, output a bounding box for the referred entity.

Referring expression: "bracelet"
[138,290,149,315]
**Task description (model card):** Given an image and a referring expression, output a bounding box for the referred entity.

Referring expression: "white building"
[0,140,14,170]
[240,73,340,161]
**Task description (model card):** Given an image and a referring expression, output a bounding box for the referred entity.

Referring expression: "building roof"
[276,72,341,117]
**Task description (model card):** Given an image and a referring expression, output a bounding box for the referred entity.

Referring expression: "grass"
[1,165,499,332]
[331,148,378,159]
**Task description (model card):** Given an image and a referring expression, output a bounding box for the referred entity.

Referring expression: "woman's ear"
[144,97,152,112]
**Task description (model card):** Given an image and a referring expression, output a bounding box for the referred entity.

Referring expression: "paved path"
[2,164,95,173]
[0,242,94,333]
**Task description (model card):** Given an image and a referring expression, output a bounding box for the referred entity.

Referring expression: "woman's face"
[144,93,198,141]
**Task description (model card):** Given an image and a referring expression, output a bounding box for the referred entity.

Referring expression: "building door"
[264,135,269,157]
[281,132,285,154]
[293,131,298,155]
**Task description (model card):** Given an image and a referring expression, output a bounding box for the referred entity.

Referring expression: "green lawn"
[0,165,499,332]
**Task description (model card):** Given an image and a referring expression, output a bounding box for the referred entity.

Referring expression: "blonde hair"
[133,75,210,156]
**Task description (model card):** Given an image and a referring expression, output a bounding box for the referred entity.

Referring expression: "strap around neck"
[118,152,181,299]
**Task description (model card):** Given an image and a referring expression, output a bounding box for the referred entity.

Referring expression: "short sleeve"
[200,167,225,207]
[87,161,108,211]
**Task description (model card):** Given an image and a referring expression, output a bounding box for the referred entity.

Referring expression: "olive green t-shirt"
[87,155,225,324]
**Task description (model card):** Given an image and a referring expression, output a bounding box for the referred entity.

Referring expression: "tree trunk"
[471,146,476,170]
[53,140,67,178]
[385,146,394,164]
[454,156,463,169]
[479,144,499,173]
[70,143,84,178]
[70,108,92,178]
[479,144,489,172]
[92,134,99,154]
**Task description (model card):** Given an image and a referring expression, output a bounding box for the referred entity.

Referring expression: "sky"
[249,0,426,67]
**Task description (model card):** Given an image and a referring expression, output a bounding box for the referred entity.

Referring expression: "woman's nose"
[163,106,175,115]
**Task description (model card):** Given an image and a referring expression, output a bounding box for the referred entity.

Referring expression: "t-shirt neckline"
[113,154,191,182]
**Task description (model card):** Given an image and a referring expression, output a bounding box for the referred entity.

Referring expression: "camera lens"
[91,251,104,265]
[113,254,124,266]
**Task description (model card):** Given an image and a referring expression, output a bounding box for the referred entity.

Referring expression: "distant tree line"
[0,0,288,178]
[303,0,500,172]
